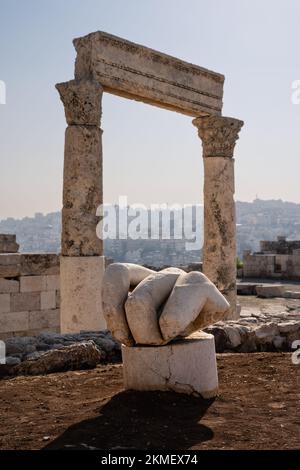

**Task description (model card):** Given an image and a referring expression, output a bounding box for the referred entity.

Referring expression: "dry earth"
[0,353,299,450]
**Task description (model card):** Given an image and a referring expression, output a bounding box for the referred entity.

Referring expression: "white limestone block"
[20,275,47,293]
[40,291,56,310]
[0,279,19,294]
[60,255,106,333]
[122,331,218,398]
[45,275,60,291]
[10,292,40,312]
[0,293,10,313]
[29,309,60,330]
[0,311,29,333]
[159,271,230,342]
[256,285,285,298]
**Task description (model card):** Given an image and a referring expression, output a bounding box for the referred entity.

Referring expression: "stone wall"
[260,237,300,254]
[243,253,276,278]
[243,250,300,280]
[0,254,60,339]
[0,234,19,254]
[243,236,300,279]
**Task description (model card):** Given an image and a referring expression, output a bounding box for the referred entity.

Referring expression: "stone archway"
[56,31,243,333]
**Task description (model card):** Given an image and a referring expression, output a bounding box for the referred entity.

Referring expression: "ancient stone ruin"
[243,236,300,279]
[0,234,19,254]
[56,31,243,333]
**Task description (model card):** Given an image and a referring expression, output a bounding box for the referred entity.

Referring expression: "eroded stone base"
[122,331,218,398]
[60,256,106,333]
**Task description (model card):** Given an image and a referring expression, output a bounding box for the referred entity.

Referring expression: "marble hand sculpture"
[102,263,230,346]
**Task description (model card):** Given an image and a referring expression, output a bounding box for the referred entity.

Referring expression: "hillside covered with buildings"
[1,199,300,267]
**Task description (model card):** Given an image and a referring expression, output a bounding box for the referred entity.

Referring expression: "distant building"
[243,236,300,279]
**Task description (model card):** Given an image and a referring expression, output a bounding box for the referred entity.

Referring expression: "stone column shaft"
[193,116,244,318]
[56,79,103,256]
[56,79,106,332]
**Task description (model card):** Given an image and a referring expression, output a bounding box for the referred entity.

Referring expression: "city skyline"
[1,0,300,219]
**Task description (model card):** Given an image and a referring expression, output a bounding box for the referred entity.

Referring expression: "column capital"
[56,79,103,126]
[192,115,244,158]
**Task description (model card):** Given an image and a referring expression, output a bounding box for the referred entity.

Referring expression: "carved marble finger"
[102,263,154,345]
[159,271,229,341]
[125,268,184,345]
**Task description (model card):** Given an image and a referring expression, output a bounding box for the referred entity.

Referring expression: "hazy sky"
[1,0,300,219]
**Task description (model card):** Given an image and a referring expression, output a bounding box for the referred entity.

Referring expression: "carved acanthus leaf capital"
[56,79,103,126]
[193,116,244,158]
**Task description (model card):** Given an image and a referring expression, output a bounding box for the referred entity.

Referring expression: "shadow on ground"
[44,390,214,450]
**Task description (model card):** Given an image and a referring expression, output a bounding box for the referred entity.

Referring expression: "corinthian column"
[193,116,243,318]
[56,79,106,332]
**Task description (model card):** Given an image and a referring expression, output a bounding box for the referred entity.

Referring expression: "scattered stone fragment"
[14,341,101,375]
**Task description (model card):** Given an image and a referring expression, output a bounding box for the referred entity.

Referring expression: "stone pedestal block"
[122,331,218,398]
[60,255,106,333]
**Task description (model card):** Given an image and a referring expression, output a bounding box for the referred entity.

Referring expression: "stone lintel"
[73,31,224,117]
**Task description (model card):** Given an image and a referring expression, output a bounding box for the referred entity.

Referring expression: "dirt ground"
[238,294,300,317]
[0,353,299,450]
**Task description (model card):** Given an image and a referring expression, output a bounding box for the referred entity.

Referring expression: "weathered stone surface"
[102,263,155,346]
[0,311,29,333]
[60,255,106,333]
[159,272,230,341]
[222,325,242,348]
[0,254,59,278]
[28,309,60,330]
[0,234,19,253]
[256,285,285,298]
[272,335,286,349]
[193,116,243,319]
[14,341,101,375]
[0,254,21,277]
[20,275,47,293]
[278,321,300,333]
[10,292,40,312]
[45,275,60,291]
[125,268,183,345]
[55,290,60,308]
[62,125,103,256]
[56,79,103,126]
[204,310,300,352]
[243,238,300,280]
[40,291,56,310]
[20,254,60,276]
[0,293,10,313]
[0,279,19,294]
[122,332,218,398]
[1,330,121,376]
[237,282,262,296]
[63,126,102,213]
[62,211,103,257]
[5,356,21,366]
[254,323,279,343]
[74,31,224,117]
[283,291,300,299]
[203,156,237,312]
[193,116,244,158]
